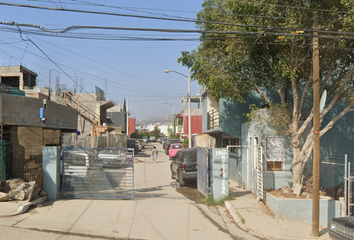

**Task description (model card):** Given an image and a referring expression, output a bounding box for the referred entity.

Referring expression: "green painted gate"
[0,140,11,181]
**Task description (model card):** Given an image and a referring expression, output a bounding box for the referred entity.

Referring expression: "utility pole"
[312,11,320,238]
[105,77,107,100]
[126,98,129,137]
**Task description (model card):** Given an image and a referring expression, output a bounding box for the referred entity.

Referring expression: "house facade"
[174,96,203,144]
[0,65,78,184]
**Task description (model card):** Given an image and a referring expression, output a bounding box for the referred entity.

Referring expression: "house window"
[222,136,239,153]
[266,137,284,171]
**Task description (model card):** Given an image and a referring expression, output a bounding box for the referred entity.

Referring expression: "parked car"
[161,138,167,146]
[136,140,142,152]
[162,138,168,150]
[97,149,126,168]
[168,143,183,159]
[170,148,197,187]
[127,138,138,154]
[137,139,145,148]
[165,139,182,155]
[329,216,354,240]
[149,136,156,142]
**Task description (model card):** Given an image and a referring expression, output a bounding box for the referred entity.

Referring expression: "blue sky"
[0,1,205,122]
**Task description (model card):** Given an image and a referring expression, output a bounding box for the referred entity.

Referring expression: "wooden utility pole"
[312,11,320,237]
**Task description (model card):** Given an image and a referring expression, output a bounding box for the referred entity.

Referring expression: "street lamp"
[161,101,175,134]
[164,69,191,148]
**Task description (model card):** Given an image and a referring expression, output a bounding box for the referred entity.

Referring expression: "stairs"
[63,91,101,126]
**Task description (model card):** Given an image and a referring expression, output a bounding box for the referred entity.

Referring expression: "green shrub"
[203,195,234,206]
[182,138,188,148]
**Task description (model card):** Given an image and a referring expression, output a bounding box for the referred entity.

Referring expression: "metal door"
[197,147,208,197]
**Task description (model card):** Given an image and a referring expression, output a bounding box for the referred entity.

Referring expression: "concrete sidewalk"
[225,185,331,240]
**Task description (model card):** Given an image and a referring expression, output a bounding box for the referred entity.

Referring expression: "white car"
[97,149,126,168]
[136,141,142,151]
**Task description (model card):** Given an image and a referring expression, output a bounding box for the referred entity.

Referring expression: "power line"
[31,36,186,94]
[4,22,354,42]
[0,2,332,34]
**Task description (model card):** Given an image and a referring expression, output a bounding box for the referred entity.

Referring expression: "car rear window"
[127,139,135,148]
[183,150,197,162]
[171,144,182,149]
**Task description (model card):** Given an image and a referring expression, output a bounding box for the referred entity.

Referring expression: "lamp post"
[162,101,175,134]
[164,69,191,148]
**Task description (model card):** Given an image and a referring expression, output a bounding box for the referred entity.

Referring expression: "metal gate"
[344,155,354,216]
[0,140,11,182]
[256,147,263,201]
[61,147,134,199]
[197,147,209,197]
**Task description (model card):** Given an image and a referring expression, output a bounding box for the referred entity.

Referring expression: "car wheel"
[171,169,175,179]
[178,170,185,187]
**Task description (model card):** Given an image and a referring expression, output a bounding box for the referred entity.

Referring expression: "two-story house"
[174,95,202,145]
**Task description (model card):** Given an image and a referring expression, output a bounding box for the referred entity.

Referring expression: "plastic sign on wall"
[211,148,229,200]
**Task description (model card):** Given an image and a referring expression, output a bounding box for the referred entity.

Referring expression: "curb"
[225,201,248,232]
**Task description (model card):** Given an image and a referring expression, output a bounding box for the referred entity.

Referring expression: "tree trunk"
[291,129,314,187]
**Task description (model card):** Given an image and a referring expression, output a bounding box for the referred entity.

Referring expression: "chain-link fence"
[303,154,347,200]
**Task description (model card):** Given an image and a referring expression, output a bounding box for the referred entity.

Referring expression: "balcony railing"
[207,109,220,130]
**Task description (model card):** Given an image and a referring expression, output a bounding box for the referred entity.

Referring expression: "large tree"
[179,0,354,186]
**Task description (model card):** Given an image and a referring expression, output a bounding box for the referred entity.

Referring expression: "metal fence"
[61,147,134,199]
[301,154,350,205]
[62,133,126,149]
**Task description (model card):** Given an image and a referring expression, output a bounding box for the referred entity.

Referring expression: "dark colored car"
[329,216,354,240]
[127,138,138,154]
[165,139,182,155]
[170,148,197,187]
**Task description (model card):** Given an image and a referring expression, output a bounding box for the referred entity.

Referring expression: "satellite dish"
[320,90,327,113]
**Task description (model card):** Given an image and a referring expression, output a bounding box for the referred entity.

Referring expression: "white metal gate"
[256,147,264,201]
[61,147,134,199]
[345,155,354,216]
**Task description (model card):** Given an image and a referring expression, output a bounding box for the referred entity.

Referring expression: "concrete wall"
[266,193,341,227]
[0,65,37,90]
[1,94,77,131]
[107,112,126,131]
[11,126,43,181]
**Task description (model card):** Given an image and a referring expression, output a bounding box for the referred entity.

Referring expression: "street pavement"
[0,142,331,240]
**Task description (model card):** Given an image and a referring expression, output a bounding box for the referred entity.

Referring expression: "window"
[222,136,239,153]
[266,137,284,171]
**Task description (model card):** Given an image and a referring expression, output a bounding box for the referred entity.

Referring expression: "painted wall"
[202,90,265,138]
[183,115,202,135]
[240,109,293,195]
[266,193,341,227]
[128,118,135,137]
